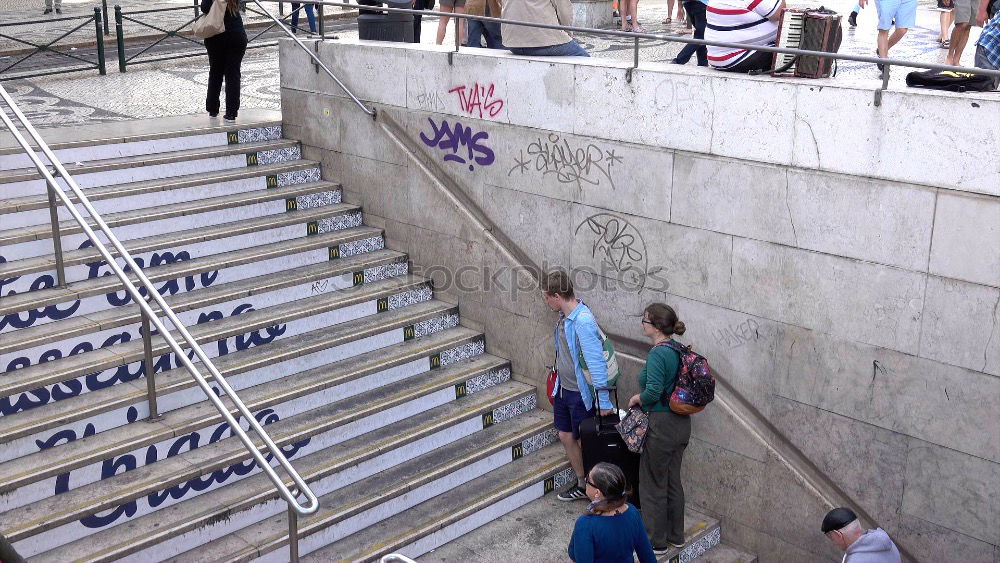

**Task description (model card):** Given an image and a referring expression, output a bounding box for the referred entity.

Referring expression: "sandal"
[940,39,950,48]
[662,17,672,23]
[633,23,646,32]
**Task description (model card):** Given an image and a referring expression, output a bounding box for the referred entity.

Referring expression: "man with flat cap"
[822,507,901,563]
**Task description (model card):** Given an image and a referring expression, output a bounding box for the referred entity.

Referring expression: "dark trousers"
[674,0,707,65]
[722,49,773,73]
[204,31,248,118]
[412,0,432,42]
[639,410,691,547]
[466,19,503,48]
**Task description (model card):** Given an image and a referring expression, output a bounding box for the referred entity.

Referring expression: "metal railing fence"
[113,1,303,71]
[264,0,1000,106]
[0,83,319,562]
[0,8,106,81]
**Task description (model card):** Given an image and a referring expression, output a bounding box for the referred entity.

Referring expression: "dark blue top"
[568,504,657,563]
[201,0,246,33]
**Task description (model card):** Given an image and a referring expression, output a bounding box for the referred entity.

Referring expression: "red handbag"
[546,365,557,405]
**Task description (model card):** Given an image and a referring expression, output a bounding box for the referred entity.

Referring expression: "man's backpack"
[658,341,715,415]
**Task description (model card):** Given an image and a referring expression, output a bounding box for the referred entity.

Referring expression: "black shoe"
[556,485,588,501]
[208,112,219,118]
[56,8,62,13]
[223,115,237,123]
[43,8,52,14]
[848,10,857,26]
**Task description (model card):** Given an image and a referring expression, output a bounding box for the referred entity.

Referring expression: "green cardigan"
[638,342,681,412]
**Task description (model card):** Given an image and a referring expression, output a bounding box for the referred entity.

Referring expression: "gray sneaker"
[557,485,588,501]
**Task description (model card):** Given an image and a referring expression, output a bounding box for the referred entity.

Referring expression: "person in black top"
[200,0,248,122]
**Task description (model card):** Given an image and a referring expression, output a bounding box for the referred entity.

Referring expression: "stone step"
[0,276,437,418]
[0,200,362,295]
[0,249,414,458]
[0,160,320,231]
[690,543,758,563]
[0,312,475,520]
[40,383,544,563]
[0,180,342,261]
[6,361,528,558]
[0,225,384,332]
[303,442,573,563]
[0,138,302,200]
[168,410,554,563]
[0,247,404,361]
[0,110,282,172]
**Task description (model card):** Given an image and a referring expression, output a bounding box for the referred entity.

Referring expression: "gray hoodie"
[845,529,901,563]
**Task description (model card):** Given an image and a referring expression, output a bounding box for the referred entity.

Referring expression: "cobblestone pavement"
[0,0,356,54]
[1,0,987,129]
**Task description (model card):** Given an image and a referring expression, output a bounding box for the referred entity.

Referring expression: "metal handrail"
[0,85,319,557]
[380,555,418,563]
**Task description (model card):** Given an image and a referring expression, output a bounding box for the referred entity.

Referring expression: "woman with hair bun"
[628,302,691,553]
[568,462,656,563]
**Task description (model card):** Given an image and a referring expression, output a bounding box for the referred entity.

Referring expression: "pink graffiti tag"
[448,83,505,119]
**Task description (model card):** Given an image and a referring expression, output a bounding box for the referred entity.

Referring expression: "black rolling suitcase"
[579,386,641,508]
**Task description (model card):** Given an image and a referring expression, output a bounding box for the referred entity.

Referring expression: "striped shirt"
[704,0,783,69]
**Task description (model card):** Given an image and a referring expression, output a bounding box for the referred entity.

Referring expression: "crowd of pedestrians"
[541,272,905,563]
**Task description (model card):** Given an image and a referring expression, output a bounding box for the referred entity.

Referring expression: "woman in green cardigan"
[627,302,690,552]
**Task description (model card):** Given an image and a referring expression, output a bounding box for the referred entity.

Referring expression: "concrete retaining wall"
[279,38,1000,562]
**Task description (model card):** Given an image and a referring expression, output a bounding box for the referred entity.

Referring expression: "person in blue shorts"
[860,0,916,64]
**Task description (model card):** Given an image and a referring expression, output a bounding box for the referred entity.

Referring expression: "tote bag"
[193,0,227,39]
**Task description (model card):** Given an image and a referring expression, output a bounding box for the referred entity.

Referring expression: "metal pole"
[95,7,107,75]
[194,0,200,21]
[115,5,127,72]
[44,182,67,288]
[874,61,890,107]
[141,309,161,420]
[288,504,300,563]
[102,0,110,35]
[317,1,325,38]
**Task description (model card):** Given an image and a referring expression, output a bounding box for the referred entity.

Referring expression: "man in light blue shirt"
[542,271,614,501]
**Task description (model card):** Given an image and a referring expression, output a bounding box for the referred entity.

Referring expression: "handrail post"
[193,0,201,22]
[318,1,325,38]
[288,503,300,562]
[626,36,638,82]
[449,17,459,65]
[44,182,67,288]
[102,0,110,35]
[874,61,890,107]
[115,5,127,73]
[95,7,107,75]
[140,307,161,420]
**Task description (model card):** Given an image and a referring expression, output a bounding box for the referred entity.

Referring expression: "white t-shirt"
[705,0,782,69]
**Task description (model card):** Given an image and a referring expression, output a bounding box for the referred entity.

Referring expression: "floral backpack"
[658,341,715,415]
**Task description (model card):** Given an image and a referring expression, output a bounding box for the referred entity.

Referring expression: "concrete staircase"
[0,112,747,562]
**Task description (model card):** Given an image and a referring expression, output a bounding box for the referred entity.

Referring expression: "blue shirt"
[552,301,613,411]
[978,12,1000,70]
[568,504,657,563]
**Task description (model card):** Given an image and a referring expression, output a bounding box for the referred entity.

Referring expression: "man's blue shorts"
[876,0,917,29]
[553,388,595,440]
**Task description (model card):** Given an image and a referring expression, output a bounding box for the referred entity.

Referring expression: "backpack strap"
[652,340,683,406]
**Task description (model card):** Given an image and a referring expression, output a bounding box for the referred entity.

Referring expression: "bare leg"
[665,0,675,23]
[939,10,954,41]
[435,5,454,44]
[877,28,890,57]
[455,5,467,44]
[630,0,641,30]
[558,431,585,480]
[887,27,908,51]
[947,22,972,65]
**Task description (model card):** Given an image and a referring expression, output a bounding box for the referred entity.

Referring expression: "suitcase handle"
[593,385,621,433]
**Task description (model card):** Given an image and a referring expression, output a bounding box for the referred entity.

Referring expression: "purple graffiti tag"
[419,118,495,171]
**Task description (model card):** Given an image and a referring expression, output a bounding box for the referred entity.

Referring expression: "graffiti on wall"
[575,213,662,291]
[419,117,496,171]
[508,133,623,190]
[448,83,505,119]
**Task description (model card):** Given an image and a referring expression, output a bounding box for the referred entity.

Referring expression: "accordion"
[772,8,843,78]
